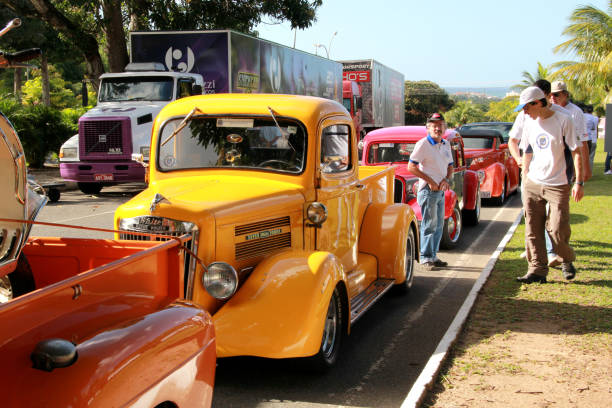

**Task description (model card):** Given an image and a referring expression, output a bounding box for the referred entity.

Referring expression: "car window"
[462,137,493,149]
[321,124,351,173]
[367,142,415,164]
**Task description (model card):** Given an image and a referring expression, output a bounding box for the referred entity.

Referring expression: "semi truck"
[341,59,405,141]
[60,30,342,194]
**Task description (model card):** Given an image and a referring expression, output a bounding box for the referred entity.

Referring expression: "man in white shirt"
[583,105,599,170]
[550,80,591,181]
[508,79,572,267]
[513,87,584,284]
[407,113,453,270]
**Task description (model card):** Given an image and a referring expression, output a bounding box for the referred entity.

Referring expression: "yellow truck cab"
[115,93,419,369]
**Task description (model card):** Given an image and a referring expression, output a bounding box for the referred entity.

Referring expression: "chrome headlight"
[202,262,238,300]
[307,202,328,226]
[59,147,77,160]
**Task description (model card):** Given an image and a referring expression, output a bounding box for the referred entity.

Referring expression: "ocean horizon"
[443,86,513,99]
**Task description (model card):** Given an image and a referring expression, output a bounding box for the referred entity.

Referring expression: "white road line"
[48,210,116,224]
[400,209,524,408]
[342,205,519,406]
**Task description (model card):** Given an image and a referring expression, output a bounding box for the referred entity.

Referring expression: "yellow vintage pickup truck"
[115,93,419,369]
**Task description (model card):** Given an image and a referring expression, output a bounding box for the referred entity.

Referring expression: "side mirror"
[356,97,363,110]
[192,84,203,95]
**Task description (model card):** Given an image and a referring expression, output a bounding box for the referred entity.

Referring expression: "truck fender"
[462,170,480,211]
[485,163,506,197]
[358,203,418,280]
[5,301,216,408]
[444,189,458,218]
[213,250,347,359]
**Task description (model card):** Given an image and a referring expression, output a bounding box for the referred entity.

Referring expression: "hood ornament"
[150,193,170,212]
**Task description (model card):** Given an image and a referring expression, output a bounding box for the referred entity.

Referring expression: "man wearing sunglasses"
[513,86,584,284]
[550,81,591,181]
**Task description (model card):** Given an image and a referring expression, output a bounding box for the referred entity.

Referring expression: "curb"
[401,209,524,408]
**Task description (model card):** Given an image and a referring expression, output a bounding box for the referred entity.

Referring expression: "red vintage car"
[362,126,482,249]
[457,128,520,205]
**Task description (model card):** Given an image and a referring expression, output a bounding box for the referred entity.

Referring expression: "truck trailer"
[341,59,405,140]
[60,30,343,194]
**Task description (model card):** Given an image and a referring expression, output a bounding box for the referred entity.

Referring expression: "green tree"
[443,101,486,128]
[486,96,519,123]
[552,1,612,105]
[511,62,551,92]
[21,65,92,109]
[404,80,454,125]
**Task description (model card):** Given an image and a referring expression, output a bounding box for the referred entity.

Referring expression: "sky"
[255,0,609,88]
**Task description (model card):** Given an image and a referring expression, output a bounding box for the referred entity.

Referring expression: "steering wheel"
[258,159,300,171]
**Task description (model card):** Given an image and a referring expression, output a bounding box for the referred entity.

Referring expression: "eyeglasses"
[551,92,563,97]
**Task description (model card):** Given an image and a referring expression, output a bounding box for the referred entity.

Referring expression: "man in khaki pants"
[513,87,585,284]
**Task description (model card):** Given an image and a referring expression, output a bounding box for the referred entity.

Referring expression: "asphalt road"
[30,185,523,408]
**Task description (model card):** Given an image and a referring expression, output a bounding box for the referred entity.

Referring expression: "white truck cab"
[59,62,204,194]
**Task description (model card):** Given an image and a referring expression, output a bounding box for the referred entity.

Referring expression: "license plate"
[480,191,491,198]
[94,173,113,181]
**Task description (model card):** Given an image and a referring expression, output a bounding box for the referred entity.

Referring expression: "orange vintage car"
[115,93,419,370]
[0,22,216,403]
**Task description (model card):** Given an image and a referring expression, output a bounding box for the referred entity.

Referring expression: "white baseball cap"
[514,86,546,112]
[551,80,568,93]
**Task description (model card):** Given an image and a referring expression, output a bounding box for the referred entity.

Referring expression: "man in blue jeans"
[408,113,454,270]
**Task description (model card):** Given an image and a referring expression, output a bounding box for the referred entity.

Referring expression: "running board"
[350,278,395,325]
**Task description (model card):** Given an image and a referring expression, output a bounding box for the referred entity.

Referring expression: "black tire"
[305,287,343,371]
[441,203,462,249]
[78,182,103,195]
[0,254,35,302]
[394,227,416,294]
[463,188,481,226]
[491,177,507,206]
[47,187,60,202]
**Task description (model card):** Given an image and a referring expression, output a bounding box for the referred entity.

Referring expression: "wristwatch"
[575,181,584,186]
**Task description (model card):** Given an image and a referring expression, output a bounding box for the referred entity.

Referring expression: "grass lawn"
[423,143,612,407]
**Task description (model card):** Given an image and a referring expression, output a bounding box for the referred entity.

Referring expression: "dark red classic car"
[362,126,482,249]
[457,128,520,205]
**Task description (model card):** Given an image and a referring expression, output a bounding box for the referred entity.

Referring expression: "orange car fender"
[3,301,216,408]
[359,203,418,280]
[213,250,345,359]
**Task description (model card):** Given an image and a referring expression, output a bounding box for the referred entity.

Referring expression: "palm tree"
[511,62,551,92]
[552,2,612,104]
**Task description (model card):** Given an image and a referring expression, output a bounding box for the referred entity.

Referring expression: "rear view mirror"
[192,84,203,95]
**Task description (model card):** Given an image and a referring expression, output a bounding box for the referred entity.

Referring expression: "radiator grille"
[234,216,291,260]
[234,216,290,236]
[80,118,131,160]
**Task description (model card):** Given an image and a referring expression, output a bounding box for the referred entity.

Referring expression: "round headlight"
[307,202,328,226]
[202,262,238,300]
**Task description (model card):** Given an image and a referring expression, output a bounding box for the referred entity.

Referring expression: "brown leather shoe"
[516,273,547,284]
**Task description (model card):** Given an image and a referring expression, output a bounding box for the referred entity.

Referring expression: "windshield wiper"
[161,106,203,147]
[267,106,296,152]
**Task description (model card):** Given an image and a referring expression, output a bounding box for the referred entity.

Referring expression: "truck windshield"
[99,76,174,102]
[462,137,493,149]
[158,116,306,173]
[367,142,415,163]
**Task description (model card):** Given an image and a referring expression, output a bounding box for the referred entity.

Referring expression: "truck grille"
[79,117,131,160]
[234,216,291,260]
[119,218,198,299]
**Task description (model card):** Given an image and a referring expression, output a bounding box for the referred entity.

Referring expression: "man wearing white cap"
[550,80,591,181]
[513,86,584,284]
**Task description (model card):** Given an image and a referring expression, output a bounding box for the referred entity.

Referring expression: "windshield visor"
[158,116,306,173]
[99,76,174,102]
